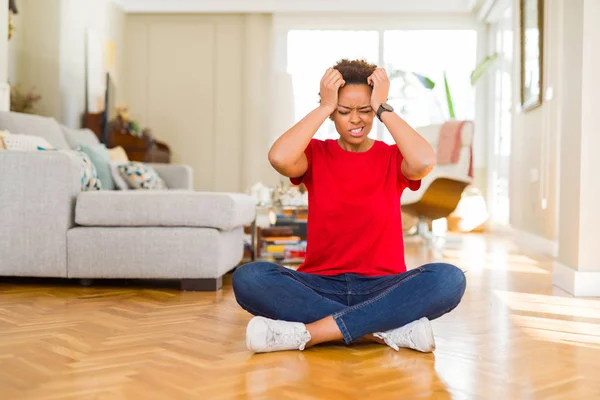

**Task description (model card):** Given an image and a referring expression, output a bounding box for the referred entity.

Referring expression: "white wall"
[59,0,126,127]
[473,22,490,195]
[505,0,600,295]
[555,0,582,267]
[556,0,600,272]
[509,0,561,241]
[9,0,62,119]
[7,0,125,126]
[551,0,600,296]
[241,14,278,192]
[0,0,9,111]
[6,0,19,86]
[576,0,600,274]
[124,14,278,192]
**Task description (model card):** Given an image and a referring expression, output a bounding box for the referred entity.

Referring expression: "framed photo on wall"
[520,0,544,111]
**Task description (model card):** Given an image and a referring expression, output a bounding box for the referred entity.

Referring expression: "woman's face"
[330,84,375,146]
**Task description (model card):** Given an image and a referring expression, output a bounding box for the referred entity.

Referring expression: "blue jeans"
[232,261,466,344]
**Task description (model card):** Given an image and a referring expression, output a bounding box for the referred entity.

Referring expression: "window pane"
[287,30,379,140]
[382,30,477,144]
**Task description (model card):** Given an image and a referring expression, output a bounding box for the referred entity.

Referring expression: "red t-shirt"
[290,139,421,277]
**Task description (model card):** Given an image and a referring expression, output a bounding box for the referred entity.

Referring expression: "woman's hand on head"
[367,68,390,112]
[320,68,345,113]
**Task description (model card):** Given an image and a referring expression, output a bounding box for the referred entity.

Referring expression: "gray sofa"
[0,111,255,290]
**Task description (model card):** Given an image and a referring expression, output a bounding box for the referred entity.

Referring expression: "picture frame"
[520,0,544,111]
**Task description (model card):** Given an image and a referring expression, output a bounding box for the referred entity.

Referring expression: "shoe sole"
[419,317,436,352]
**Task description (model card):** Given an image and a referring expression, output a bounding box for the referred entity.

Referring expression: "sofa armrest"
[148,163,193,190]
[0,151,80,277]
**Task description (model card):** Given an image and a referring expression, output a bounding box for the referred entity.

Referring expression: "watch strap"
[377,103,392,121]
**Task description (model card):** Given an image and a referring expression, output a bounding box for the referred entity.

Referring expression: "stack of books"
[241,207,309,265]
[261,235,306,263]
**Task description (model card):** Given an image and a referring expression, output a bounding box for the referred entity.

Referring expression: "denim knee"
[232,261,276,300]
[423,262,467,302]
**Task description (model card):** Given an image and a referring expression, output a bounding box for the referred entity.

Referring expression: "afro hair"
[333,59,377,85]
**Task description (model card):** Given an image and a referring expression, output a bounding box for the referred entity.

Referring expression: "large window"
[287,29,478,143]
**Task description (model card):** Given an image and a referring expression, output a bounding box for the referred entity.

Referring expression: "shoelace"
[265,323,310,350]
[391,327,417,349]
[377,326,417,351]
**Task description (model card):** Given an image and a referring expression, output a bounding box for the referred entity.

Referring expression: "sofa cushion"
[61,126,100,149]
[75,191,256,230]
[0,111,70,149]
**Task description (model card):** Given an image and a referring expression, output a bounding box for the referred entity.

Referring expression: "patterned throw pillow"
[117,162,167,190]
[109,161,131,191]
[69,150,103,191]
[0,132,53,151]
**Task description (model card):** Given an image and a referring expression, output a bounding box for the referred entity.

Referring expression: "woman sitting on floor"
[233,59,466,354]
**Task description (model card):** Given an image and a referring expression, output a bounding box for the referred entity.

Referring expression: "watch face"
[382,103,394,112]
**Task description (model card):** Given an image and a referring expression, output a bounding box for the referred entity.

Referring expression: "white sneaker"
[373,317,436,353]
[246,316,312,353]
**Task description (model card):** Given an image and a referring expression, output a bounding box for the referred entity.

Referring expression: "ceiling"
[115,0,486,14]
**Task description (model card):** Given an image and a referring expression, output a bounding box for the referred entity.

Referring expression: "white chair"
[401,122,474,225]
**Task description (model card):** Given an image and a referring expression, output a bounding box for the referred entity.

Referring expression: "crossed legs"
[232,262,466,352]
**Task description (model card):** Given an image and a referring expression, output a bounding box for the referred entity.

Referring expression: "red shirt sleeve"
[395,146,422,191]
[290,139,314,186]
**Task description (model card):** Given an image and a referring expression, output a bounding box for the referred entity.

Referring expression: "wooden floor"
[1,234,600,400]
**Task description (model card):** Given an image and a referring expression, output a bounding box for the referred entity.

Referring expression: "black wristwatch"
[376,103,394,121]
